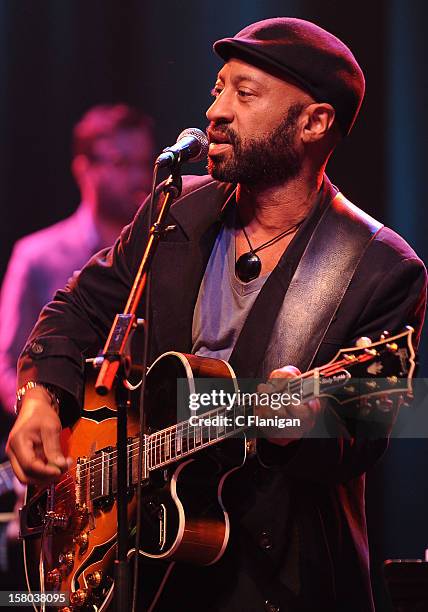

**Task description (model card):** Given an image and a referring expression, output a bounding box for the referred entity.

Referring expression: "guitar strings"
[44,354,372,505]
[46,360,354,505]
[51,401,268,503]
[48,370,341,504]
[51,422,248,504]
[50,381,341,506]
[74,351,361,484]
[48,383,314,506]
[54,385,286,490]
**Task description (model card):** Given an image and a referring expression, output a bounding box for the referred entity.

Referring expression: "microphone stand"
[94,161,183,611]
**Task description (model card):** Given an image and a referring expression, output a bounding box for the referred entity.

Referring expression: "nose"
[206,90,234,124]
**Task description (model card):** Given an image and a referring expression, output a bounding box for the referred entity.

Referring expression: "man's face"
[87,128,154,224]
[206,58,312,186]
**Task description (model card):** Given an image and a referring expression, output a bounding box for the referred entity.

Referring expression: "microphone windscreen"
[177,127,209,162]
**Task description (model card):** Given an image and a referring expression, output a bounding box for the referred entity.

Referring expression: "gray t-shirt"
[192,214,269,361]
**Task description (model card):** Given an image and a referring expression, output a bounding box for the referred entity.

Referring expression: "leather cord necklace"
[235,218,304,282]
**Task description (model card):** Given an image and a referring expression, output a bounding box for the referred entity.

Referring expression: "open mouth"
[207,131,233,156]
[208,132,230,144]
[207,126,233,157]
[208,142,232,156]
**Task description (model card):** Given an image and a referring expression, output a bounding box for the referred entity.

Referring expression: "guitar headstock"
[316,326,416,406]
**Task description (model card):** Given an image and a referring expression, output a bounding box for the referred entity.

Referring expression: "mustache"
[206,123,239,146]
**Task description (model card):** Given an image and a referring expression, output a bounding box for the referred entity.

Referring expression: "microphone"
[155,128,209,168]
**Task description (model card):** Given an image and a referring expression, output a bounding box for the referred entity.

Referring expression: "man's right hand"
[6,387,71,485]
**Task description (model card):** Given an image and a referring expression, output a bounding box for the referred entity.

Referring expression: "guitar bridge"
[43,510,69,534]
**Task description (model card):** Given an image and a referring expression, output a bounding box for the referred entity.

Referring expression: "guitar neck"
[146,398,253,471]
[142,373,319,474]
[85,328,414,502]
[141,345,386,474]
[86,328,414,501]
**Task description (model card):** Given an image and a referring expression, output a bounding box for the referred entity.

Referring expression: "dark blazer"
[19,175,427,611]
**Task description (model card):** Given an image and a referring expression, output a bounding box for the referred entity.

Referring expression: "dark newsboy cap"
[214,17,365,136]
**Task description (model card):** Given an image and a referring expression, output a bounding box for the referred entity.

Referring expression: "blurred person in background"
[0,103,155,417]
[0,103,155,588]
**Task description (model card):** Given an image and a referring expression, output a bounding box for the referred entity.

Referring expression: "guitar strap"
[229,191,383,378]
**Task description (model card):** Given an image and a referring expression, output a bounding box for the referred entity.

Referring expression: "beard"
[207,103,304,186]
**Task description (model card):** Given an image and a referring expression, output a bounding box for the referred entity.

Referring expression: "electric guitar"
[20,328,415,611]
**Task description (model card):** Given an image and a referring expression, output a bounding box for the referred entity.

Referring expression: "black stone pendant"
[235,251,262,282]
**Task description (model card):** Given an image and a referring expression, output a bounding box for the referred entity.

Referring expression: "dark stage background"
[0,1,427,610]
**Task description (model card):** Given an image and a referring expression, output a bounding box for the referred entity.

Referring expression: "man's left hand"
[256,365,321,446]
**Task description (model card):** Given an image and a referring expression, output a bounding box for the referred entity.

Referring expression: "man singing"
[7,18,426,611]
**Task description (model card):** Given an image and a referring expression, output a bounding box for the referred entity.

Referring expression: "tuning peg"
[356,337,372,348]
[364,348,378,356]
[386,343,398,352]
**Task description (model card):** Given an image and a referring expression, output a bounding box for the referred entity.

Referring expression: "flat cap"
[214,18,365,136]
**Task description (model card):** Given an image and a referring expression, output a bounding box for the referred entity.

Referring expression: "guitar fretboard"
[146,400,253,471]
[82,378,318,502]
[84,379,315,502]
[143,374,319,472]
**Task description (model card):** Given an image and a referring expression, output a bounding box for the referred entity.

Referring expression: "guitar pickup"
[91,446,114,501]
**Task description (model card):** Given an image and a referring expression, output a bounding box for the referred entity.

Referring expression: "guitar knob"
[74,506,89,531]
[69,589,88,606]
[58,552,74,573]
[356,336,372,348]
[46,568,61,587]
[87,570,103,588]
[73,531,89,551]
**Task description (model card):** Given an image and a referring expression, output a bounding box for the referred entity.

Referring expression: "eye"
[237,89,253,99]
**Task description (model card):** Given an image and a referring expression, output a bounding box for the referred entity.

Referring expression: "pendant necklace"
[235,218,304,283]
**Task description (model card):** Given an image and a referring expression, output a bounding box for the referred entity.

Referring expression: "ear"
[301,103,336,143]
[71,154,91,185]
